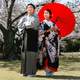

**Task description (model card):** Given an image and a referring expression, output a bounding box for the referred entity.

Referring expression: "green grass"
[0,52,80,80]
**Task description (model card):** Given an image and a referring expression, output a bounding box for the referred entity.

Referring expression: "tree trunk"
[52,0,55,2]
[3,0,17,60]
[0,24,17,60]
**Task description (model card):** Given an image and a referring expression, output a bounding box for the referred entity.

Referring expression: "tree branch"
[52,0,55,2]
[5,0,8,8]
[0,24,7,36]
[11,12,27,24]
[73,10,80,13]
[7,0,15,29]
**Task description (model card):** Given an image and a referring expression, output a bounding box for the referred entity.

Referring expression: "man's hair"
[26,3,36,9]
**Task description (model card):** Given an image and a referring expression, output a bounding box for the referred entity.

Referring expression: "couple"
[18,3,59,76]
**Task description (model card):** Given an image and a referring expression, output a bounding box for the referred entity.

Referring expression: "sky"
[59,0,75,3]
[56,0,79,4]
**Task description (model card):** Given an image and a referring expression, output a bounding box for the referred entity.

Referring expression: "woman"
[38,9,59,76]
[18,4,39,76]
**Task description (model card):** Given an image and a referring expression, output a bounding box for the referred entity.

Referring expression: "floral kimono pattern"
[38,20,59,72]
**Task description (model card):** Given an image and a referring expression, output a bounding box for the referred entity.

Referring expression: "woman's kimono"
[38,20,59,72]
[18,14,39,76]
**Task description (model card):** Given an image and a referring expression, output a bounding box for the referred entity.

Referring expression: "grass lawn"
[0,52,80,80]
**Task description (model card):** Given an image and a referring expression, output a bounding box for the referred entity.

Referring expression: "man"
[18,3,39,76]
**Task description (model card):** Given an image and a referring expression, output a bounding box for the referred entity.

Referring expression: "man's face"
[26,5,35,15]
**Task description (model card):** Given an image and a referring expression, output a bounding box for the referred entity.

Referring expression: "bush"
[61,38,80,52]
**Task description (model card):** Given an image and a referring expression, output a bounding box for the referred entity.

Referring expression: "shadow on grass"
[34,75,80,79]
[0,60,20,72]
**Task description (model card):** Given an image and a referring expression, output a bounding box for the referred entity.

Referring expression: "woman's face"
[26,5,35,15]
[44,10,51,20]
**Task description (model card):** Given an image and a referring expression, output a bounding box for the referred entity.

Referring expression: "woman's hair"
[26,3,36,9]
[45,9,52,18]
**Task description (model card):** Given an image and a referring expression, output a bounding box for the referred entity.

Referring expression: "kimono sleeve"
[33,14,40,30]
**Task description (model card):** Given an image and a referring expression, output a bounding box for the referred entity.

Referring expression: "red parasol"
[38,3,76,37]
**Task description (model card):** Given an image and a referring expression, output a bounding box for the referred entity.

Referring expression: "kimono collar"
[27,13,36,17]
[43,20,53,28]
